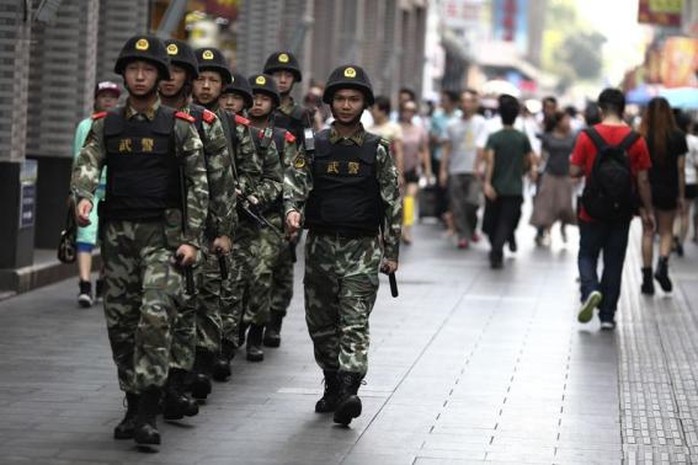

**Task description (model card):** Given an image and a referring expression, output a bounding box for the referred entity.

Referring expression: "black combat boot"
[263,313,283,348]
[190,348,214,400]
[641,267,655,295]
[113,392,139,439]
[315,370,340,413]
[212,339,235,382]
[654,256,673,292]
[133,387,161,445]
[162,368,199,420]
[246,324,264,362]
[333,371,363,426]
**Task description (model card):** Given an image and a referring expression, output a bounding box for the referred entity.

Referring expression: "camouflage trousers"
[269,232,296,319]
[169,243,228,370]
[220,226,259,348]
[102,220,183,393]
[304,232,381,376]
[244,214,289,327]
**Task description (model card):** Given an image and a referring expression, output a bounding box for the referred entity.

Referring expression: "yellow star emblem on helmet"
[135,39,149,51]
[166,43,178,55]
[344,67,357,78]
[202,50,214,60]
[255,75,266,85]
[278,53,289,63]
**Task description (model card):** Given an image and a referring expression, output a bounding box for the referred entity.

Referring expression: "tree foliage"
[541,0,606,91]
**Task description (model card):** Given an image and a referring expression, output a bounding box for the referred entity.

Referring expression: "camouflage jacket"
[283,123,402,260]
[71,98,209,249]
[249,123,296,214]
[181,103,237,239]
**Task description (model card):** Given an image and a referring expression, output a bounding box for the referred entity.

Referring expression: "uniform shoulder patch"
[91,111,107,120]
[174,111,196,124]
[202,109,217,124]
[234,114,250,126]
[284,131,296,144]
[293,154,306,169]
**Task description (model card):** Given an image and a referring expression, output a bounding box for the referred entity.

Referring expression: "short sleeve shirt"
[485,128,532,197]
[445,114,489,174]
[570,123,652,222]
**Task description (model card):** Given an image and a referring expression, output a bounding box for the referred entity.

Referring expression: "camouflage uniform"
[284,123,401,376]
[245,127,295,328]
[71,99,208,394]
[218,113,265,349]
[169,104,235,374]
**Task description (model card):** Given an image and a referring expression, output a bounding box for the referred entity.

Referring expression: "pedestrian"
[529,110,577,244]
[571,88,653,330]
[72,81,120,307]
[190,47,260,395]
[263,51,311,347]
[71,35,208,445]
[675,113,698,250]
[284,64,401,426]
[246,73,296,355]
[638,97,687,295]
[430,90,462,233]
[439,89,489,249]
[399,100,431,244]
[367,95,405,182]
[482,95,536,269]
[159,39,236,417]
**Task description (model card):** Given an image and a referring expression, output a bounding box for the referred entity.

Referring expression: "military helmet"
[323,64,374,106]
[263,51,302,83]
[221,72,253,109]
[164,39,199,79]
[114,35,170,80]
[194,47,232,85]
[248,73,280,107]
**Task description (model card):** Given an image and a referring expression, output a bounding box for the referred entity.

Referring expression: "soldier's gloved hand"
[212,235,232,255]
[286,210,302,234]
[175,244,198,267]
[76,199,93,227]
[380,259,398,275]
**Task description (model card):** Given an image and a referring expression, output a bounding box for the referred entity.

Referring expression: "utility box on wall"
[0,160,36,270]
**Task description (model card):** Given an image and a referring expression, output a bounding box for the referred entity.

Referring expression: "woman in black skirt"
[639,97,687,295]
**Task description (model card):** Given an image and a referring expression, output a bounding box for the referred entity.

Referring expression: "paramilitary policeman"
[219,72,253,115]
[191,47,261,390]
[263,51,309,142]
[72,35,208,445]
[263,51,310,348]
[284,65,401,426]
[244,73,298,360]
[158,38,236,418]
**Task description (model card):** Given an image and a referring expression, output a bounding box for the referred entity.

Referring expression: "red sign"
[638,0,683,28]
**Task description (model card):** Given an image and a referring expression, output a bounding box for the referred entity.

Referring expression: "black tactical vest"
[304,129,382,236]
[273,105,306,143]
[102,106,179,221]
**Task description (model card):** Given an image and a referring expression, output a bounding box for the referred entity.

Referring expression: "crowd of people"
[69,33,698,450]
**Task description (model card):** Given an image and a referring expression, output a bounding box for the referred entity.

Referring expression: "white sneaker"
[577,290,602,323]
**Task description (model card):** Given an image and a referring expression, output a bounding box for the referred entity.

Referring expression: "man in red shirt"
[570,88,654,330]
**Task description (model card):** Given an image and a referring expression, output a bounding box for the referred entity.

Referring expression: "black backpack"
[581,127,640,222]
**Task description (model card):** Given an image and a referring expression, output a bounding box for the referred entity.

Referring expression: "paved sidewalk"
[1,217,697,464]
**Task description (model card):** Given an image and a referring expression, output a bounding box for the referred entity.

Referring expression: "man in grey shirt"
[439,89,489,249]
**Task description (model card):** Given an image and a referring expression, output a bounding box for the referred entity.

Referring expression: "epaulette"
[284,131,296,144]
[234,114,250,126]
[91,111,107,120]
[174,111,196,124]
[202,109,217,125]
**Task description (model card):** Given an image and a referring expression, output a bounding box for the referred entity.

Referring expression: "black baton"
[218,253,229,281]
[389,272,398,298]
[184,266,195,295]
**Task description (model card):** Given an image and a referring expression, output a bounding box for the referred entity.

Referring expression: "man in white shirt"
[439,89,489,249]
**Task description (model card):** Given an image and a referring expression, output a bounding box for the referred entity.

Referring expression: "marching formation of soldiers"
[71,34,401,447]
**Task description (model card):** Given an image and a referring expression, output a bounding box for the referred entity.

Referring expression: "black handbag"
[57,204,77,264]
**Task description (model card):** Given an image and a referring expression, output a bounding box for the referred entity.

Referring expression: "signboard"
[638,0,683,27]
[441,0,485,30]
[661,37,698,88]
[19,159,37,230]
